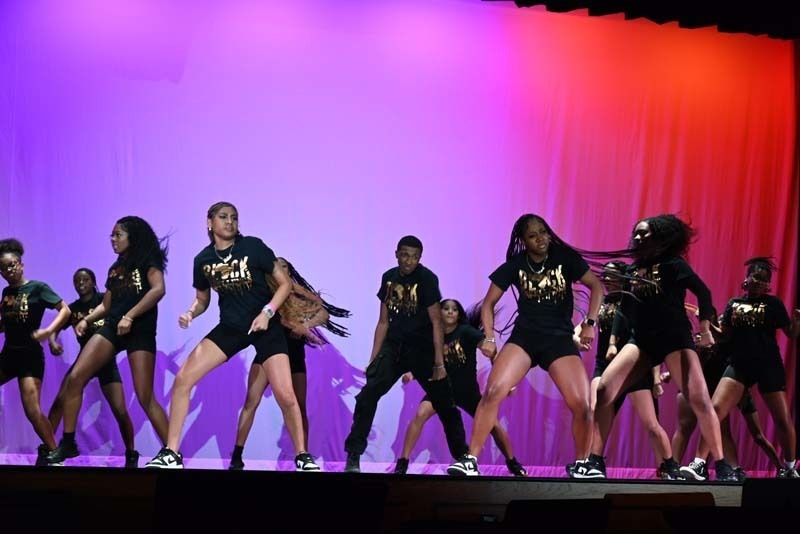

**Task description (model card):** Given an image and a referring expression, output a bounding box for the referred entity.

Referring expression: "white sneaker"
[447,454,479,477]
[144,447,184,469]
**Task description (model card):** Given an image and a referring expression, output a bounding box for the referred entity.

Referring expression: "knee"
[484,381,510,404]
[134,387,154,408]
[595,381,612,407]
[273,389,299,411]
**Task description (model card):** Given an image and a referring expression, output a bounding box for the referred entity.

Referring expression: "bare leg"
[291,372,309,450]
[234,364,269,447]
[100,381,135,450]
[548,355,593,460]
[261,354,305,455]
[128,350,169,444]
[18,377,57,449]
[401,400,435,459]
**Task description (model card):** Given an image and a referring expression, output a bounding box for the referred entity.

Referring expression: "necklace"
[214,242,235,263]
[526,254,548,274]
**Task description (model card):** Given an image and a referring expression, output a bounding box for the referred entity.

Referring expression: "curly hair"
[0,238,25,258]
[116,216,168,272]
[744,256,777,280]
[630,214,696,262]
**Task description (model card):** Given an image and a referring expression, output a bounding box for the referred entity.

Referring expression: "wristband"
[262,304,275,319]
[121,315,133,323]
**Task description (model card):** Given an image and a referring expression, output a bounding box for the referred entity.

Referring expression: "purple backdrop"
[1,0,796,476]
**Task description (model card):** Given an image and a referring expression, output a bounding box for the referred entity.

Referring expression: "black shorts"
[423,379,482,416]
[67,357,122,387]
[95,319,157,354]
[285,329,307,374]
[592,353,654,412]
[723,357,786,394]
[506,328,579,371]
[206,322,288,364]
[632,328,695,366]
[0,346,45,380]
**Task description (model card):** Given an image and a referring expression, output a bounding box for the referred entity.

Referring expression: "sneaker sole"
[446,466,479,477]
[144,464,184,469]
[572,472,606,479]
[679,467,706,481]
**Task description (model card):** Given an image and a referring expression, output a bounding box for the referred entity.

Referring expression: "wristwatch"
[262,304,275,319]
[583,317,596,327]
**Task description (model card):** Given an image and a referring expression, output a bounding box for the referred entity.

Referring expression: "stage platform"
[1,462,797,533]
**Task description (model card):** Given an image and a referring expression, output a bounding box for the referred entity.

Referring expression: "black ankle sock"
[62,432,75,445]
[232,445,244,460]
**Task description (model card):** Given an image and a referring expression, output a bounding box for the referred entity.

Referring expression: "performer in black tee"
[448,214,603,477]
[344,236,468,473]
[46,268,138,468]
[590,214,736,481]
[145,202,319,471]
[394,299,526,476]
[229,256,350,470]
[47,216,169,465]
[0,238,70,463]
[687,257,800,478]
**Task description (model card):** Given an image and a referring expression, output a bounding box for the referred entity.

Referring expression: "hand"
[429,365,446,382]
[696,330,715,348]
[75,319,88,338]
[573,334,590,352]
[31,329,50,343]
[401,372,414,384]
[178,311,193,329]
[479,339,497,360]
[249,312,270,334]
[605,344,618,361]
[660,371,671,383]
[49,340,64,356]
[652,383,664,399]
[578,324,595,347]
[117,316,132,336]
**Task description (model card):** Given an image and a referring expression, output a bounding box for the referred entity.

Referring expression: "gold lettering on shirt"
[730,302,767,327]
[72,308,104,330]
[631,264,662,297]
[385,281,418,316]
[444,339,467,366]
[108,266,145,296]
[599,301,619,332]
[203,256,253,294]
[517,265,567,302]
[1,293,29,323]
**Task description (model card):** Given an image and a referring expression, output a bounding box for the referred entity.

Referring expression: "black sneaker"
[777,467,800,479]
[344,452,360,473]
[680,459,708,481]
[574,454,606,479]
[566,461,579,478]
[734,466,747,481]
[229,456,245,471]
[393,457,409,474]
[35,444,49,467]
[506,457,527,477]
[714,460,738,482]
[144,447,183,469]
[447,454,479,477]
[657,458,680,480]
[124,449,140,469]
[295,452,321,472]
[45,439,80,465]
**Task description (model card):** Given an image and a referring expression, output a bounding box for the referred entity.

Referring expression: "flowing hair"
[115,216,168,272]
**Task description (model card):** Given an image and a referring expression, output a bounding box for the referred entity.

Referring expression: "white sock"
[785,459,796,469]
[693,457,706,466]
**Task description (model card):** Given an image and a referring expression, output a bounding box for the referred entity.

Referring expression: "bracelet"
[484,338,496,344]
[433,364,445,370]
[262,304,275,319]
[121,315,133,322]
[608,342,616,346]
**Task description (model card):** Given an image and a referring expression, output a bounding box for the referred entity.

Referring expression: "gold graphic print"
[108,266,145,297]
[517,265,567,303]
[730,302,767,328]
[1,293,28,323]
[444,339,467,366]
[385,281,418,316]
[203,256,253,294]
[72,308,105,330]
[630,264,662,297]
[598,301,619,332]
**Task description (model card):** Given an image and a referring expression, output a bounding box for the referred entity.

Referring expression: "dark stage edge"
[2,466,798,534]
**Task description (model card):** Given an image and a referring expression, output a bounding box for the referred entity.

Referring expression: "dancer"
[682,257,800,479]
[47,216,170,465]
[448,214,603,476]
[229,256,350,470]
[344,236,468,473]
[46,268,137,467]
[588,214,736,481]
[0,238,70,464]
[145,202,319,471]
[394,299,526,476]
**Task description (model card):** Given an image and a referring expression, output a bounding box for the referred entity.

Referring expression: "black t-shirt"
[63,291,106,349]
[377,264,441,346]
[194,235,278,334]
[721,294,790,362]
[489,246,590,335]
[622,257,713,338]
[1,280,62,349]
[105,257,161,332]
[597,295,629,362]
[443,324,484,387]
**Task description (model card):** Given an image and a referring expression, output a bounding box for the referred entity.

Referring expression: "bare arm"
[178,288,212,329]
[369,302,390,363]
[249,260,292,334]
[480,283,505,359]
[784,309,800,338]
[578,269,603,345]
[117,267,166,336]
[32,301,71,343]
[76,292,111,337]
